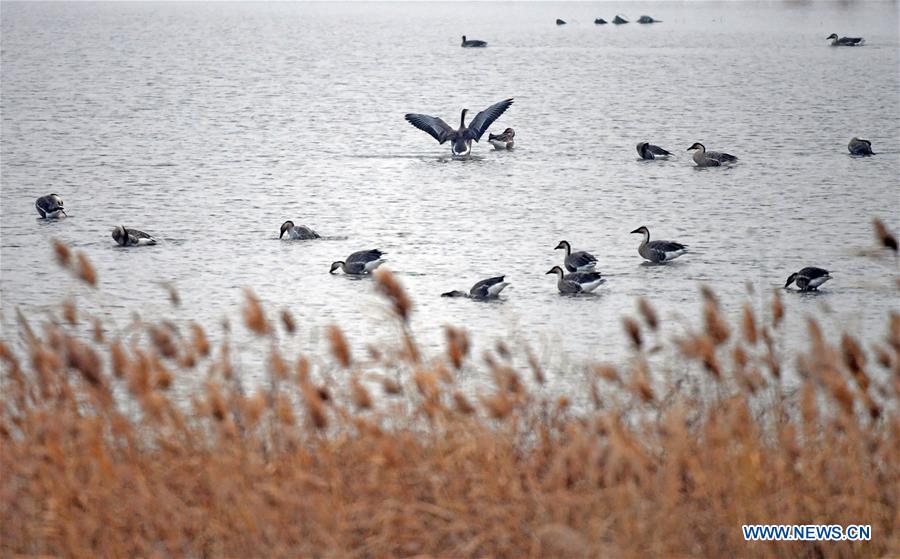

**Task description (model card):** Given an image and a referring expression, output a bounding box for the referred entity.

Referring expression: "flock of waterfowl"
[32,28,885,304]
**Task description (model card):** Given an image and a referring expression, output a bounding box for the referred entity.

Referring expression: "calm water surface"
[2,2,899,390]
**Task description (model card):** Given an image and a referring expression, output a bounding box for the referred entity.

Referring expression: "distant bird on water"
[595,18,608,24]
[489,128,515,150]
[630,226,687,263]
[112,225,156,247]
[848,137,874,156]
[555,240,598,272]
[405,98,514,158]
[826,33,864,46]
[461,36,487,48]
[546,266,605,294]
[35,194,66,219]
[613,15,628,24]
[279,220,320,240]
[785,267,832,291]
[637,142,672,160]
[687,142,738,167]
[638,15,660,24]
[442,276,509,300]
[329,249,385,275]
[556,19,567,25]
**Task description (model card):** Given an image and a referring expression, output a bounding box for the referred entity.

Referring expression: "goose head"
[462,35,467,42]
[112,225,127,244]
[279,220,295,239]
[784,272,799,288]
[546,266,565,278]
[554,240,571,252]
[687,142,705,152]
[329,261,345,274]
[50,194,64,207]
[502,127,515,138]
[826,33,838,40]
[630,226,650,236]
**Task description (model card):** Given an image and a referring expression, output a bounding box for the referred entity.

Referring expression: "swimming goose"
[405,98,514,158]
[329,249,386,275]
[595,18,608,24]
[613,15,628,24]
[461,36,487,48]
[555,240,598,272]
[848,137,874,156]
[638,15,659,23]
[546,266,605,294]
[826,33,864,46]
[442,276,509,300]
[488,128,515,150]
[35,194,66,219]
[630,226,687,263]
[687,142,738,167]
[279,220,320,240]
[637,142,672,160]
[112,225,156,247]
[556,19,567,25]
[785,267,832,291]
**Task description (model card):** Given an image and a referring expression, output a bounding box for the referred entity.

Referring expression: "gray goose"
[405,99,514,157]
[112,225,156,247]
[35,194,66,219]
[488,128,515,150]
[630,226,687,263]
[637,142,672,160]
[638,16,660,24]
[461,36,487,48]
[687,142,737,167]
[546,266,605,294]
[785,267,832,291]
[442,276,509,300]
[279,220,320,240]
[826,34,864,46]
[555,240,598,272]
[848,137,874,156]
[613,15,628,24]
[329,249,385,275]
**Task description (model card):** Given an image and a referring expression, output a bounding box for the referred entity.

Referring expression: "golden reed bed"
[1,238,898,558]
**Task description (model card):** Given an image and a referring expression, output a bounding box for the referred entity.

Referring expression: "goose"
[35,194,66,219]
[112,225,156,247]
[630,226,687,263]
[848,137,874,156]
[555,240,598,272]
[329,249,385,275]
[556,19,567,25]
[595,18,608,24]
[637,142,672,160]
[442,276,509,300]
[279,220,320,240]
[488,128,515,150]
[546,266,605,294]
[785,267,832,291]
[613,15,628,24]
[461,36,487,48]
[405,98,514,158]
[687,142,738,167]
[826,33,864,46]
[638,15,659,24]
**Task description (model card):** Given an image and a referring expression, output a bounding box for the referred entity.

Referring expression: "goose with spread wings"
[405,99,514,157]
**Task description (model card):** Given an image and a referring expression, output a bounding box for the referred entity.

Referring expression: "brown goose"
[405,99,514,157]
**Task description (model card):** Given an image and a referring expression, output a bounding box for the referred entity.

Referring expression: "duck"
[279,220,320,240]
[687,142,738,167]
[112,225,156,247]
[35,194,66,219]
[461,36,487,48]
[329,249,386,275]
[613,15,628,24]
[785,267,832,291]
[848,137,874,156]
[826,33,864,46]
[555,240,598,272]
[630,226,687,263]
[405,98,514,158]
[442,276,509,300]
[638,15,659,24]
[595,18,608,24]
[546,266,605,294]
[637,142,672,160]
[556,19,567,25]
[488,128,515,150]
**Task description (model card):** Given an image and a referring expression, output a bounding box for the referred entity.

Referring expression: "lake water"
[2,1,898,386]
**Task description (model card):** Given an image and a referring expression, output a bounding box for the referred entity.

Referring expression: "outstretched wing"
[404,114,454,144]
[465,98,514,141]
